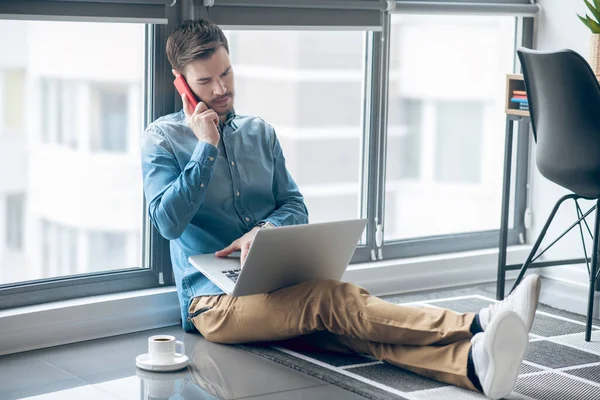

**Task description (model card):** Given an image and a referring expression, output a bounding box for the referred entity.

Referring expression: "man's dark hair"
[166,19,229,71]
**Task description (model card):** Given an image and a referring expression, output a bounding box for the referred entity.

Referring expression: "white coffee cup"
[148,335,185,364]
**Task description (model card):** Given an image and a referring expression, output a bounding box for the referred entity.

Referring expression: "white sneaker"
[471,310,528,399]
[479,274,541,332]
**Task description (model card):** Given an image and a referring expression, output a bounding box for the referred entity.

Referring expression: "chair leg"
[585,199,600,342]
[510,194,577,294]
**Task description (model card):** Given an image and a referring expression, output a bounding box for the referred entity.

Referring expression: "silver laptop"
[188,219,367,296]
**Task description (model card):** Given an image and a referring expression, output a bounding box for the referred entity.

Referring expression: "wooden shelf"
[505,74,530,117]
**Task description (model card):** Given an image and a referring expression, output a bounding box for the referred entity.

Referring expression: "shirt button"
[236,191,240,196]
[231,161,235,166]
[200,183,205,188]
[209,157,214,162]
[245,217,250,222]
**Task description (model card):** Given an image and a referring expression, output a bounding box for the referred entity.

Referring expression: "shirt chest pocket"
[235,158,275,202]
[203,160,238,206]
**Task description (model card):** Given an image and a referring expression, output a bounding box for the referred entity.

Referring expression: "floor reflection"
[137,338,251,400]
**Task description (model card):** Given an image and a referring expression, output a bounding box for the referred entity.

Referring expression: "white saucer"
[135,353,189,372]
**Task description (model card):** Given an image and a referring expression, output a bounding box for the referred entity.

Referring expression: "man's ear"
[171,69,179,77]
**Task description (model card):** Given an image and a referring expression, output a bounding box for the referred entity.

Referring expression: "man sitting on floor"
[141,18,541,400]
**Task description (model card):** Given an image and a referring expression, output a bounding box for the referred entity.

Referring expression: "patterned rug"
[239,295,600,400]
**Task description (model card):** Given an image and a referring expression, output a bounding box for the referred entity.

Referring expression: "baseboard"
[538,276,600,319]
[0,288,180,356]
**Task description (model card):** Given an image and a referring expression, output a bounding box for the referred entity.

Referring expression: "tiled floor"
[1,281,598,400]
[0,322,363,399]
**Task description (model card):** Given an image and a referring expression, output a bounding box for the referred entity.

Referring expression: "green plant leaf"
[585,0,600,24]
[594,0,600,11]
[588,15,600,33]
[579,13,592,30]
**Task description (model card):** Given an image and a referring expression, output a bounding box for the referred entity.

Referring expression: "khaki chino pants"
[189,279,479,391]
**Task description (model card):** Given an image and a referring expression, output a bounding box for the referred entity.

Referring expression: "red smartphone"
[173,74,199,111]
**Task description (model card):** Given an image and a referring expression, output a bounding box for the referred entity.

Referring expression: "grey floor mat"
[239,293,600,400]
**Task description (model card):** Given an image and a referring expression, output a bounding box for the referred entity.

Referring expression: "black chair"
[514,48,600,342]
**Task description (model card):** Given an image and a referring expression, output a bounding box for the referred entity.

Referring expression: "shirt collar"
[177,108,237,130]
[221,108,237,130]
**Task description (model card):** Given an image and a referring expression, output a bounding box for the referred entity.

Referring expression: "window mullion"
[373,13,392,261]
[146,8,181,285]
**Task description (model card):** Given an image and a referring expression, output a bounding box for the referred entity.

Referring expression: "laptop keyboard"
[222,269,241,283]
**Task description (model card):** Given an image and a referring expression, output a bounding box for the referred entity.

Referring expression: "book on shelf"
[513,90,527,96]
[519,104,529,111]
[510,97,529,103]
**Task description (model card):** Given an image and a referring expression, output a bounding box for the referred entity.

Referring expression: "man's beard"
[211,94,234,116]
[216,107,233,117]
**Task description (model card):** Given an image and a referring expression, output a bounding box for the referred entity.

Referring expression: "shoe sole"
[483,311,528,400]
[523,275,541,331]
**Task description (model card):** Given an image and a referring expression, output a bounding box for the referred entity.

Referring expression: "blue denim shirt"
[141,109,308,332]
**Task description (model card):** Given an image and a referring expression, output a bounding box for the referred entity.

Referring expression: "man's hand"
[173,69,220,147]
[215,227,261,267]
[182,94,220,147]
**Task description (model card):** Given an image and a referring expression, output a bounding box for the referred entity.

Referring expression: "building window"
[40,219,78,277]
[40,79,78,149]
[1,69,25,133]
[40,79,52,144]
[41,220,50,277]
[6,193,25,250]
[387,98,422,180]
[435,100,484,183]
[88,231,127,272]
[91,85,129,153]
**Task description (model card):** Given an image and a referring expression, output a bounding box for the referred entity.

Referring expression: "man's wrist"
[255,221,274,229]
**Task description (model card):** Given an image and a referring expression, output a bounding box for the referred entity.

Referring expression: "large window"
[0,20,146,288]
[384,14,517,241]
[0,0,535,309]
[226,30,367,226]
